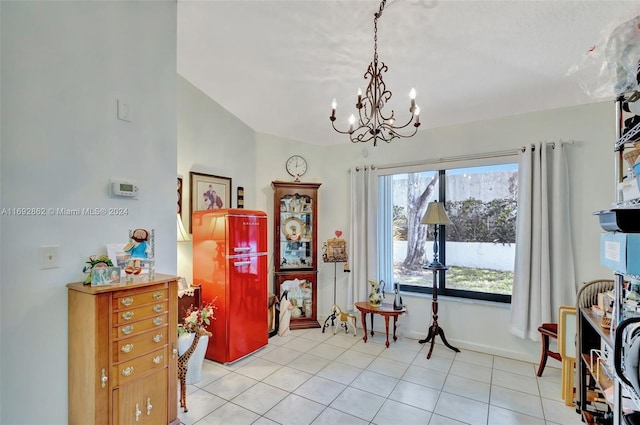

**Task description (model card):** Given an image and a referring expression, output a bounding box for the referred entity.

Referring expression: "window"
[378,162,518,303]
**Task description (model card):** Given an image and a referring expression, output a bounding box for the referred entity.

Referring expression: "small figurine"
[123,228,150,275]
[278,290,294,337]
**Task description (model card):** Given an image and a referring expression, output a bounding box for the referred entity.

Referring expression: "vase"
[177,332,209,385]
[368,279,383,307]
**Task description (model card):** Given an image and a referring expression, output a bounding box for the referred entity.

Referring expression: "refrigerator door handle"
[234,261,252,267]
[234,247,251,253]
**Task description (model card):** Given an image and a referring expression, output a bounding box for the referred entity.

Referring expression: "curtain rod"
[373,140,574,171]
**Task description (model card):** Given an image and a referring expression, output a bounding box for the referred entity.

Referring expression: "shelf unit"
[579,93,640,425]
[578,307,615,424]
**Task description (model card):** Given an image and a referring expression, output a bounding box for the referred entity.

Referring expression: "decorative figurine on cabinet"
[124,228,151,275]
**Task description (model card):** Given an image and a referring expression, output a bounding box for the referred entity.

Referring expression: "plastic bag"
[568,14,640,99]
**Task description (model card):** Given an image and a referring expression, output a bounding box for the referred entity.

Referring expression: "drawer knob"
[101,368,108,388]
[122,325,133,335]
[135,403,141,421]
[121,297,134,307]
[121,343,134,353]
[122,366,134,376]
[122,311,134,320]
[152,355,163,364]
[152,334,163,343]
[146,397,153,416]
[153,305,162,313]
[153,292,163,300]
[153,317,163,326]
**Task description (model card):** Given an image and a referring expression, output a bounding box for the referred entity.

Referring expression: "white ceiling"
[177,0,640,146]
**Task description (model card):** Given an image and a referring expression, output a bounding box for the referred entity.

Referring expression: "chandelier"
[330,0,420,147]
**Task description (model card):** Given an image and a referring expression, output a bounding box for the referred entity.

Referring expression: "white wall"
[177,75,256,285]
[0,2,177,423]
[253,101,615,363]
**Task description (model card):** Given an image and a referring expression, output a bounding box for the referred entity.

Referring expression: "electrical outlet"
[40,245,59,269]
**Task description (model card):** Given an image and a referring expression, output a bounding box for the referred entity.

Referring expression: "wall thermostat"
[111,180,139,199]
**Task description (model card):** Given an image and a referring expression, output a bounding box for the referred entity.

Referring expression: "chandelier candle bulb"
[410,88,416,112]
[331,99,337,119]
[415,106,420,125]
[357,88,362,107]
[349,114,356,133]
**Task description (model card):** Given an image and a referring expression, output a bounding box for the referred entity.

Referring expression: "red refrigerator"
[192,208,268,363]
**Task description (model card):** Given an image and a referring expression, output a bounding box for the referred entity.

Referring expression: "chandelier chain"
[329,0,420,146]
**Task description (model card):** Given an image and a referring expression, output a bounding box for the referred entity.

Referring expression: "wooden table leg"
[393,315,398,342]
[360,310,368,343]
[370,312,374,337]
[384,315,390,348]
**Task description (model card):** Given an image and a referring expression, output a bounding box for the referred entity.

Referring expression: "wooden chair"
[537,322,561,377]
[536,279,614,379]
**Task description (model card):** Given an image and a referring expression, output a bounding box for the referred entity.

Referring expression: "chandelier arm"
[383,114,421,131]
[331,120,356,136]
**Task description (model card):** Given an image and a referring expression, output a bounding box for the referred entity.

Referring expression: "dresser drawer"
[112,287,167,311]
[112,313,168,339]
[112,301,168,325]
[113,328,168,363]
[111,346,168,387]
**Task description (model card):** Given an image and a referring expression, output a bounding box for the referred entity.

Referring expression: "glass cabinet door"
[279,194,313,269]
[276,271,318,329]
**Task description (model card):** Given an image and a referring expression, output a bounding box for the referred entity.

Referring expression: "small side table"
[355,302,406,348]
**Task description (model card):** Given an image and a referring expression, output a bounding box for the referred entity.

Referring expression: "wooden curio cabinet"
[272,181,321,329]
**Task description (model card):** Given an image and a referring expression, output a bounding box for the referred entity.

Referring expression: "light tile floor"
[178,328,582,425]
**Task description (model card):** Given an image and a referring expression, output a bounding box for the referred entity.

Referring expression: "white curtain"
[348,166,378,311]
[510,142,576,341]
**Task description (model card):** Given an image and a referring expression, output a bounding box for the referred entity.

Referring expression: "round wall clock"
[286,155,307,180]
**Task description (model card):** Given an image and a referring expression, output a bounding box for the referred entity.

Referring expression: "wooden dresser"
[67,274,179,425]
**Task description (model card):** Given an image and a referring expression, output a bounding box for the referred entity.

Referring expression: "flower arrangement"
[178,300,217,336]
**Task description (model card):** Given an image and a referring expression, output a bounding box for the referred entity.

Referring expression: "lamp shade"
[421,202,452,225]
[177,214,191,242]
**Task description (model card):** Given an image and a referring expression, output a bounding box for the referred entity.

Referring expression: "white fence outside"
[394,241,515,271]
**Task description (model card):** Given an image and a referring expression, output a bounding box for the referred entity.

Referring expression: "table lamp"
[418,201,460,359]
[177,214,191,242]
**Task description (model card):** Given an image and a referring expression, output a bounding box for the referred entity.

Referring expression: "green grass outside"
[395,265,513,295]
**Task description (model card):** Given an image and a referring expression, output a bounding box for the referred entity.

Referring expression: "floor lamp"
[418,201,460,359]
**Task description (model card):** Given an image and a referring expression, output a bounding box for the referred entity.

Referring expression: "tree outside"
[393,168,517,295]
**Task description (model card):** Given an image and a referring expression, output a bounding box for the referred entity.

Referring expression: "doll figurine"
[278,290,294,337]
[123,228,150,275]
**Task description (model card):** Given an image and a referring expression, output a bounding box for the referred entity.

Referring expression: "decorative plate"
[282,216,304,240]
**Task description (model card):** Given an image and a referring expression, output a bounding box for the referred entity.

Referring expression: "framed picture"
[91,266,122,286]
[189,172,232,232]
[107,243,129,270]
[323,238,348,262]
